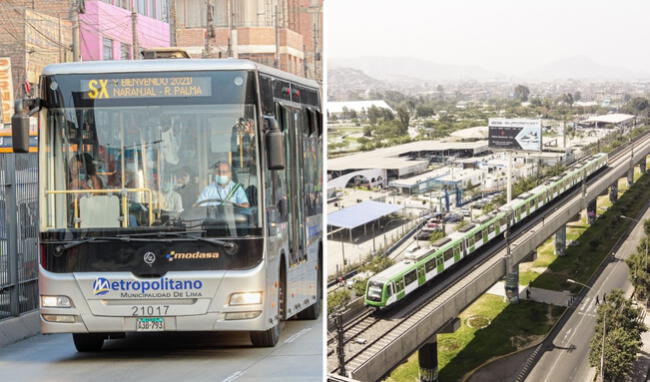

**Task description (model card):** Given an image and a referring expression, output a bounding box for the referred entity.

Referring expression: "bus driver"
[195,161,250,208]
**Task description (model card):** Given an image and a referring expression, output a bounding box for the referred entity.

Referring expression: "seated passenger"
[195,161,249,208]
[68,153,102,190]
[175,167,199,212]
[159,180,183,217]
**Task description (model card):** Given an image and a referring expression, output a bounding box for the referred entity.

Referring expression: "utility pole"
[334,312,347,376]
[203,0,215,58]
[131,2,139,59]
[273,4,280,69]
[226,0,233,57]
[69,0,80,61]
[169,0,176,46]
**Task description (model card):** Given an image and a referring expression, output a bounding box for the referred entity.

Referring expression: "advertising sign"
[488,118,542,151]
[0,57,14,125]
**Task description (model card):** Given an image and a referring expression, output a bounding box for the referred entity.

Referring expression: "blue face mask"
[215,175,230,185]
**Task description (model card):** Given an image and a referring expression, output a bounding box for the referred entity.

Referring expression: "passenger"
[158,179,183,217]
[68,153,102,190]
[175,167,199,211]
[196,161,249,208]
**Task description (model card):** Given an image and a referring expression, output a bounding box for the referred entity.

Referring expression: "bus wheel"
[250,322,280,347]
[72,333,104,352]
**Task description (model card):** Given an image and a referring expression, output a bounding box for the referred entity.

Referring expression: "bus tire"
[250,323,280,347]
[72,333,104,352]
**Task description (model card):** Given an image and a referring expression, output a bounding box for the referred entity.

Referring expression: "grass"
[528,170,650,293]
[385,295,563,382]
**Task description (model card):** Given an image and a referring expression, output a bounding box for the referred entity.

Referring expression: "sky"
[326,0,650,76]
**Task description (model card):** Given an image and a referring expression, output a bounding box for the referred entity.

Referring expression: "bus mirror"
[264,116,285,170]
[11,100,30,153]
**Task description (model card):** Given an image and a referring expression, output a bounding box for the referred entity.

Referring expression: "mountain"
[523,56,650,81]
[329,57,503,82]
[327,67,389,100]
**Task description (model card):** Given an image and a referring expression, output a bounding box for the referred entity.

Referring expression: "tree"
[397,107,410,133]
[513,84,530,102]
[573,91,582,102]
[561,93,574,107]
[630,97,650,117]
[416,105,435,118]
[588,289,647,381]
[367,105,381,125]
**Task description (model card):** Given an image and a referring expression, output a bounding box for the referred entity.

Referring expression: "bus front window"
[42,71,261,238]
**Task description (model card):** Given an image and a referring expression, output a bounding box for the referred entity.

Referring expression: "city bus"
[11,59,323,351]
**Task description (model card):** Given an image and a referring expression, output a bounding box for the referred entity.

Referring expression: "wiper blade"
[117,231,236,249]
[51,236,130,253]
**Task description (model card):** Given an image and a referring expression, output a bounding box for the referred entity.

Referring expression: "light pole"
[621,215,647,271]
[567,278,605,381]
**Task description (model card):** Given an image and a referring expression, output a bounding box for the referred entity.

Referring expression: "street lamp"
[566,278,605,381]
[621,215,648,271]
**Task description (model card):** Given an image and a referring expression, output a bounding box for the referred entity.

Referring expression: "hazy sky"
[326,0,650,75]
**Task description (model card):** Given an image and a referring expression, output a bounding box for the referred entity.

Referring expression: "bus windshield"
[41,70,262,238]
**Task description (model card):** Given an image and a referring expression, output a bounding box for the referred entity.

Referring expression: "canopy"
[327,200,402,230]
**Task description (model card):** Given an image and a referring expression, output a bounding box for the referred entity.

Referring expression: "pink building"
[80,0,170,61]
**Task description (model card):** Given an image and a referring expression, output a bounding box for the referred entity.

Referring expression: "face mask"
[216,175,230,185]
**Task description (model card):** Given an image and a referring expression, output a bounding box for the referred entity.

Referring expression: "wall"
[80,0,170,61]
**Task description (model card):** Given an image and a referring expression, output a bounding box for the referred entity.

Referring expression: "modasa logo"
[92,277,110,295]
[165,251,220,262]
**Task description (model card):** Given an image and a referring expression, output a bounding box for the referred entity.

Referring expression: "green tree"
[397,107,410,133]
[367,105,381,125]
[561,93,574,107]
[416,105,435,118]
[588,289,647,381]
[573,91,582,102]
[630,97,650,117]
[513,84,530,102]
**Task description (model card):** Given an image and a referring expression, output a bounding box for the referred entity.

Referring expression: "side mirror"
[11,100,30,153]
[264,116,285,170]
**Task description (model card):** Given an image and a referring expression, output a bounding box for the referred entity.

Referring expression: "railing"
[0,154,38,320]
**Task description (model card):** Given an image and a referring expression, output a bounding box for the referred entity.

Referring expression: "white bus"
[11,59,323,351]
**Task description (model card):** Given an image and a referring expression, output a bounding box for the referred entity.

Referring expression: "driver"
[195,161,249,208]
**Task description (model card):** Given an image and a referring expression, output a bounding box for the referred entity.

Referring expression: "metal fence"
[0,154,39,320]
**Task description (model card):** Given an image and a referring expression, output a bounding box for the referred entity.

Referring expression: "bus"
[11,59,323,351]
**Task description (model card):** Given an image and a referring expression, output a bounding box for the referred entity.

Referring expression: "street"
[525,203,650,382]
[0,318,322,382]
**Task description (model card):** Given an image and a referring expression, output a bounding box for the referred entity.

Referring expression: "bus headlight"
[41,295,73,308]
[229,292,263,305]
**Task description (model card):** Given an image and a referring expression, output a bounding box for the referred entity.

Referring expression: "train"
[364,152,609,308]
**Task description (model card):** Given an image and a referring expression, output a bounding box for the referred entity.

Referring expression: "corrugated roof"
[327,200,402,229]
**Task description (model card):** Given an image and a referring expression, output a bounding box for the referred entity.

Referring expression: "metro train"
[364,153,609,308]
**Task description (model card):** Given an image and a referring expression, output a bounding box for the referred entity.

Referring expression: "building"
[578,113,636,129]
[82,1,171,61]
[173,0,322,81]
[0,2,73,101]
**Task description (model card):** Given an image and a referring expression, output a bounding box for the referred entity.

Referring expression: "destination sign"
[80,76,212,99]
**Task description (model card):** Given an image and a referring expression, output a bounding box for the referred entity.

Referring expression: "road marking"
[579,297,590,312]
[284,327,312,344]
[541,260,621,382]
[222,370,244,382]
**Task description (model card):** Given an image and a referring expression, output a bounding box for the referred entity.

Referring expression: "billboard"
[488,118,542,151]
[0,58,13,125]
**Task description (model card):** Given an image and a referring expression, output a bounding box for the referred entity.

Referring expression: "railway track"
[327,131,650,375]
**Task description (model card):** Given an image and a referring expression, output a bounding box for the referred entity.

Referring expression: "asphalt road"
[524,203,650,382]
[0,317,323,382]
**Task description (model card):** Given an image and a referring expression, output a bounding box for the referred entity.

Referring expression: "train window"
[459,240,465,253]
[386,284,392,297]
[488,223,495,233]
[404,270,417,285]
[443,249,453,261]
[474,231,482,242]
[425,259,436,272]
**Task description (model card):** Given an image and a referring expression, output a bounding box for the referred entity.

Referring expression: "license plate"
[136,317,164,331]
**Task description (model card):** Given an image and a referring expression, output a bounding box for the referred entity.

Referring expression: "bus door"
[279,104,306,265]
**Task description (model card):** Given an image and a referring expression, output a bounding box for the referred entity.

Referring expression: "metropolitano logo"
[92,277,110,295]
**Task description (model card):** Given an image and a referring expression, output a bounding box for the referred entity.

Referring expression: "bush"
[328,289,351,313]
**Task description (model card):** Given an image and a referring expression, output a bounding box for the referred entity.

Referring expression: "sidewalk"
[628,311,650,381]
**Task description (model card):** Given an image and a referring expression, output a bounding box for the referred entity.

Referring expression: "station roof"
[581,113,635,125]
[328,100,394,114]
[327,200,402,229]
[328,140,489,172]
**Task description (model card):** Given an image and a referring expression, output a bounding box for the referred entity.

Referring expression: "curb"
[0,310,40,348]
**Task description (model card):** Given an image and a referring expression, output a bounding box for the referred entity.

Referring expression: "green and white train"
[364,153,608,308]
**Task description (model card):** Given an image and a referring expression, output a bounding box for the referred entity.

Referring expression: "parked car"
[415,230,432,240]
[444,214,462,223]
